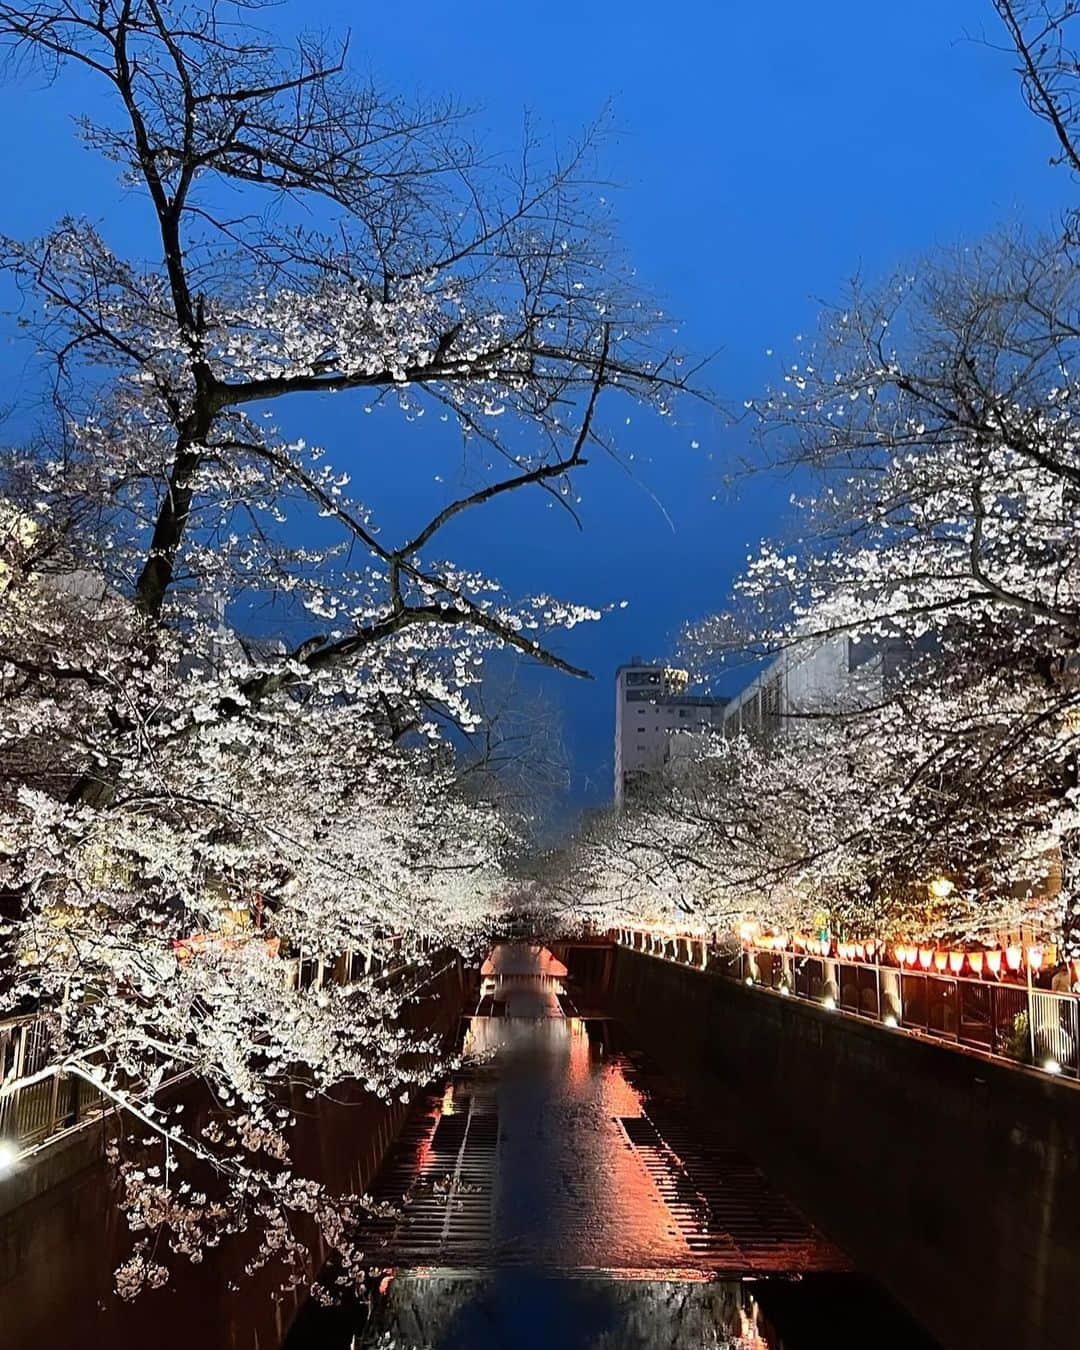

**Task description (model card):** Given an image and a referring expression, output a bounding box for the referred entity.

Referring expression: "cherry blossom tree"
[664,231,1080,951]
[0,0,692,1295]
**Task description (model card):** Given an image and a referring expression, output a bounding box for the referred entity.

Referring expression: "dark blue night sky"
[0,1,1073,808]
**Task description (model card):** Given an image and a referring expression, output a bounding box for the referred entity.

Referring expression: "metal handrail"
[613,927,1080,1081]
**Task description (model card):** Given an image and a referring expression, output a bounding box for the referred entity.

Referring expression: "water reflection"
[367,1272,776,1348]
[464,984,687,1272]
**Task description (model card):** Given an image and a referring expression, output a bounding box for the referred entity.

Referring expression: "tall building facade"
[614,663,729,805]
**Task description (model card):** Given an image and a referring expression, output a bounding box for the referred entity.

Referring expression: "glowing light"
[929,877,955,901]
[1006,945,1023,972]
[1027,945,1045,973]
[919,947,933,970]
[822,995,837,1010]
[745,977,754,987]
[884,1014,898,1028]
[894,944,908,966]
[0,1140,19,1175]
[854,942,865,961]
[948,951,964,975]
[968,951,984,976]
[933,950,948,973]
[1043,1057,1063,1076]
[779,983,790,997]
[986,950,1002,976]
[904,946,919,968]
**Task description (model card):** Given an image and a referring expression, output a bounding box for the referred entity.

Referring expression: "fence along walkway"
[614,928,1080,1081]
[0,1014,106,1152]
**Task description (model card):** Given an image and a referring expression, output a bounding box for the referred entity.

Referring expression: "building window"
[626,670,661,687]
[762,676,782,726]
[848,637,875,671]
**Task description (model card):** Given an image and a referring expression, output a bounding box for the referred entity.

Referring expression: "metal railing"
[0,1016,107,1152]
[613,927,1080,1081]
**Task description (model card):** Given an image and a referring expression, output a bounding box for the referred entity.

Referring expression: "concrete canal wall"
[609,944,1080,1350]
[0,956,469,1350]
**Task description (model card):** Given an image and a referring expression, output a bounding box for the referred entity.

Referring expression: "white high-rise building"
[614,663,728,805]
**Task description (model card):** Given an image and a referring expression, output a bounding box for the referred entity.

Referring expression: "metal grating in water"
[354,1093,499,1267]
[616,1110,848,1274]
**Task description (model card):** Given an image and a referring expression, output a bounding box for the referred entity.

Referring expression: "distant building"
[721,634,911,738]
[614,662,729,805]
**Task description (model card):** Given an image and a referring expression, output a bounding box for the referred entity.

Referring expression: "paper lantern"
[968,951,984,976]
[904,946,919,968]
[934,950,948,973]
[1027,945,1044,973]
[986,950,1002,976]
[918,947,933,970]
[1006,945,1022,972]
[948,951,964,975]
[894,944,908,966]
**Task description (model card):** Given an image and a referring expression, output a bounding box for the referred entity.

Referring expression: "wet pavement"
[289,943,940,1349]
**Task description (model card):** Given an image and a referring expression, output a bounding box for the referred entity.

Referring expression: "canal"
[288,943,939,1349]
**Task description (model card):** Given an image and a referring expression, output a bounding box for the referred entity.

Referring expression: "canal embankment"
[609,943,1080,1350]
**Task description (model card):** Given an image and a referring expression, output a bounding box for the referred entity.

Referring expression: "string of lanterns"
[744,930,1066,981]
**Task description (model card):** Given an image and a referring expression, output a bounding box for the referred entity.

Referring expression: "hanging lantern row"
[745,927,1051,978]
[891,942,1045,978]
